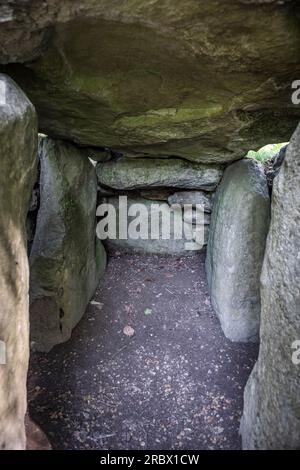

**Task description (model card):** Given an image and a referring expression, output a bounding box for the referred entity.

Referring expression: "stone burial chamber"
[0,0,300,451]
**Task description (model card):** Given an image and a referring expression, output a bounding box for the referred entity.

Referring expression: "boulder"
[0,74,37,449]
[206,159,270,342]
[240,126,300,449]
[96,158,223,191]
[29,137,106,353]
[1,1,300,162]
[97,196,208,256]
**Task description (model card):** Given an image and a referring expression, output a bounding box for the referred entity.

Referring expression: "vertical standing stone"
[206,159,270,342]
[241,125,300,449]
[29,137,106,352]
[0,74,37,449]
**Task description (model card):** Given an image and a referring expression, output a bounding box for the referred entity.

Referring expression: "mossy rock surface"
[96,158,223,191]
[1,0,300,162]
[29,136,106,352]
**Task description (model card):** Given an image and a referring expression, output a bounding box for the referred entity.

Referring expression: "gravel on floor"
[28,251,258,450]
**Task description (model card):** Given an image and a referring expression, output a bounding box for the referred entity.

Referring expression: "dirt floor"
[28,250,258,450]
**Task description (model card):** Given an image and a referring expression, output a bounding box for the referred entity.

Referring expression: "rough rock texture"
[29,137,106,353]
[1,1,300,161]
[265,144,288,188]
[97,158,223,191]
[99,197,208,256]
[240,126,300,449]
[140,189,174,202]
[168,191,213,213]
[0,74,37,449]
[182,209,211,226]
[206,159,270,342]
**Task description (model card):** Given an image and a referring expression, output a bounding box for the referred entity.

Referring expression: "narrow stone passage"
[28,251,258,450]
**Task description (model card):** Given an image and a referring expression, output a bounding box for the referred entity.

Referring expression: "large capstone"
[96,158,223,191]
[206,159,270,342]
[0,74,37,449]
[1,1,300,162]
[240,125,300,449]
[29,137,106,353]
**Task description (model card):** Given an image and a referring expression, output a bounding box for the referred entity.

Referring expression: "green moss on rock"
[2,0,300,162]
[29,136,107,352]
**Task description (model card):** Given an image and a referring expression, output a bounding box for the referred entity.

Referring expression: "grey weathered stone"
[206,159,270,342]
[168,191,213,213]
[97,158,223,191]
[240,126,300,449]
[98,196,208,256]
[28,188,39,212]
[97,184,117,197]
[0,74,37,449]
[140,189,174,202]
[1,1,299,163]
[29,137,106,353]
[265,144,288,188]
[182,209,211,226]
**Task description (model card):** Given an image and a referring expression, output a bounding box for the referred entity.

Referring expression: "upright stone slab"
[168,191,213,213]
[29,137,106,352]
[206,159,270,342]
[0,74,37,449]
[240,126,300,449]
